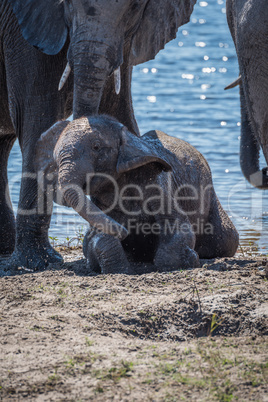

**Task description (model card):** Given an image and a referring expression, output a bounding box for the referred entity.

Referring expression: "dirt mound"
[0,250,267,400]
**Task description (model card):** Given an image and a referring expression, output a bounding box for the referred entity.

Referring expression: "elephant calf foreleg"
[83,229,134,275]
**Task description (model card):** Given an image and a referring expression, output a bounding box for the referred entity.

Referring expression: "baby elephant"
[36,115,239,274]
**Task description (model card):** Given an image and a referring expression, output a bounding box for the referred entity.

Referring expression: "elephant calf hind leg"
[196,196,239,259]
[0,135,16,255]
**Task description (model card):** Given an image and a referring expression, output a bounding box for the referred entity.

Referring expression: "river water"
[7,0,268,252]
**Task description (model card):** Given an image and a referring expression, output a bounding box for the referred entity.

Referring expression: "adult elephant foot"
[1,242,63,270]
[5,212,64,270]
[0,214,15,255]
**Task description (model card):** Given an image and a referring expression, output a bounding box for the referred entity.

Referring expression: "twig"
[192,279,202,313]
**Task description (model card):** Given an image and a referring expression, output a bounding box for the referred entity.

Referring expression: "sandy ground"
[0,248,267,401]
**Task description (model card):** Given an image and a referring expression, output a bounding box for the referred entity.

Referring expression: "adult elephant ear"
[117,128,172,174]
[130,0,197,65]
[9,0,67,55]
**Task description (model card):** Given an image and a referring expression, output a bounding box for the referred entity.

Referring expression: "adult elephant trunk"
[58,164,127,240]
[240,85,268,189]
[70,38,119,119]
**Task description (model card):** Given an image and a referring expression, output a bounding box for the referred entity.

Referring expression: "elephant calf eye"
[92,141,101,151]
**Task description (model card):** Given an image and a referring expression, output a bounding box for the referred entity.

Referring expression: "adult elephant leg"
[0,134,16,255]
[239,85,268,189]
[12,139,62,269]
[3,36,70,269]
[232,0,268,189]
[0,53,17,255]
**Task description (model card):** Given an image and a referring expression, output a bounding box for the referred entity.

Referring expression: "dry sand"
[0,248,267,400]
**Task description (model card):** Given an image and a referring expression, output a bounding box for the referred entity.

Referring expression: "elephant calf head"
[35,116,170,239]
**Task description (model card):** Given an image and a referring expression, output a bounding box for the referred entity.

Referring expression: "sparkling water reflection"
[7,0,268,252]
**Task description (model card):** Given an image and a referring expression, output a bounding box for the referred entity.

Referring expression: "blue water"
[7,0,268,252]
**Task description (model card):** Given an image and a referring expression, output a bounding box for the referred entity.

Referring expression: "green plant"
[65,357,75,368]
[184,347,192,355]
[49,236,58,247]
[75,226,85,246]
[47,370,61,386]
[85,337,94,347]
[94,384,104,393]
[95,361,133,382]
[213,379,235,402]
[208,313,223,336]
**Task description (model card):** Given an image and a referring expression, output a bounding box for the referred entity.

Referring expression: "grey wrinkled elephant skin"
[226,0,268,189]
[0,0,197,269]
[35,116,239,274]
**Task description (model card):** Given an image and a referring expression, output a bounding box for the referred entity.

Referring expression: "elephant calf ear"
[117,128,172,174]
[35,121,70,176]
[9,0,67,55]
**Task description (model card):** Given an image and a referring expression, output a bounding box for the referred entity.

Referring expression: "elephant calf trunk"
[62,187,128,240]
